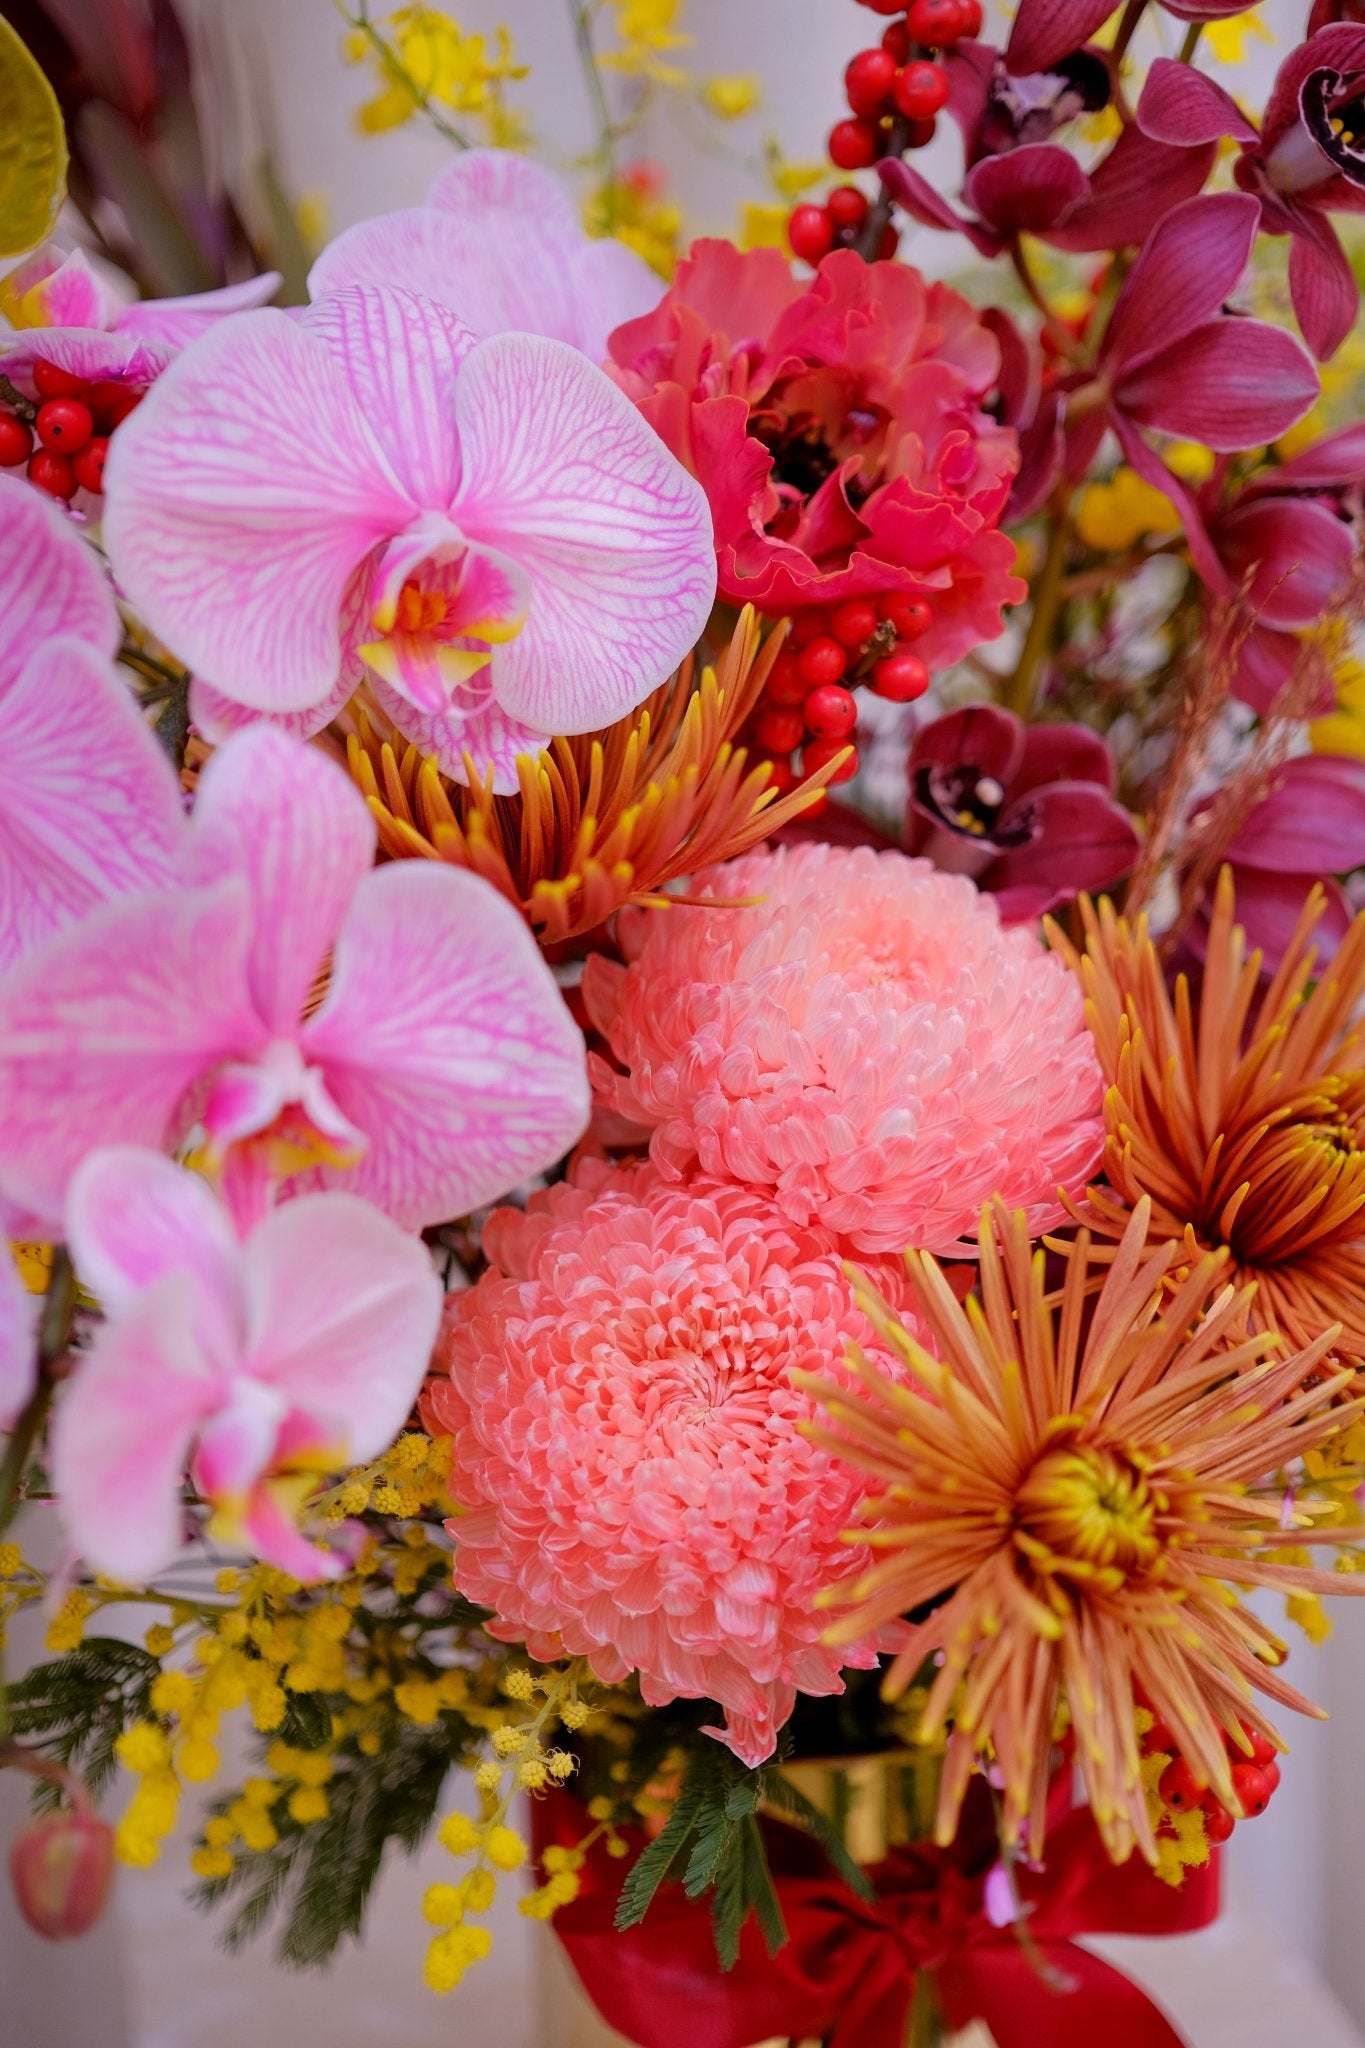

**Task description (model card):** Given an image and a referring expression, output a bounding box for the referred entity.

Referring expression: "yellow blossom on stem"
[701,73,758,119]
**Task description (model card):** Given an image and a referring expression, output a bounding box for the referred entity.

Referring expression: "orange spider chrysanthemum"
[1051,871,1365,1360]
[342,608,838,945]
[802,1199,1363,1868]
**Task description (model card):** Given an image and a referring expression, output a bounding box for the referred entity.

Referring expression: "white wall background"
[4,2,1362,2042]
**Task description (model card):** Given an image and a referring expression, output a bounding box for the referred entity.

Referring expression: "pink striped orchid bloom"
[0,475,183,974]
[0,724,590,1235]
[52,1150,442,1583]
[103,283,716,791]
[309,149,662,360]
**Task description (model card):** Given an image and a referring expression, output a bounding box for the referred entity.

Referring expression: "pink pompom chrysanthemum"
[422,1158,923,1766]
[583,842,1105,1257]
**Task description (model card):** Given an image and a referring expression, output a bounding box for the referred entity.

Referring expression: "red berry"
[0,412,33,466]
[788,203,835,266]
[830,598,879,649]
[9,1809,115,1941]
[882,21,911,59]
[1158,1758,1204,1812]
[872,649,930,702]
[759,753,797,796]
[797,635,849,688]
[763,649,811,708]
[827,184,871,231]
[1144,1719,1176,1755]
[906,0,970,42]
[894,60,950,121]
[804,735,860,784]
[804,683,858,740]
[35,398,94,454]
[845,47,899,116]
[1230,1763,1270,1817]
[753,705,807,755]
[876,223,901,259]
[1261,1760,1281,1796]
[880,593,933,639]
[31,358,89,400]
[959,0,984,32]
[905,116,939,149]
[1203,1802,1236,1846]
[788,611,826,649]
[828,118,881,172]
[854,0,907,12]
[72,435,109,494]
[1232,1723,1278,1768]
[27,449,77,500]
[85,380,142,430]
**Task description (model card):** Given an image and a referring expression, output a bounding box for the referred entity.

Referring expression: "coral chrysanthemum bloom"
[805,1200,1362,1867]
[1051,872,1365,1359]
[421,1159,924,1767]
[584,843,1104,1255]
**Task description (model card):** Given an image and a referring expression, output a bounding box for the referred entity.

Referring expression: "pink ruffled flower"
[52,1149,442,1584]
[103,284,716,790]
[583,843,1104,1256]
[0,473,183,972]
[606,242,1025,669]
[0,244,280,389]
[309,148,661,360]
[423,1158,923,1766]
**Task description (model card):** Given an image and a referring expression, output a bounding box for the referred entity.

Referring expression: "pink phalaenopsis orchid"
[0,725,590,1234]
[51,1149,442,1583]
[0,475,184,973]
[103,284,716,790]
[1139,29,1365,360]
[0,245,281,389]
[309,148,662,360]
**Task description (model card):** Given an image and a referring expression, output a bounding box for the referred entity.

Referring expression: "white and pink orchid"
[0,474,184,973]
[0,244,281,389]
[0,723,590,1234]
[103,283,716,789]
[308,148,663,360]
[52,1149,442,1583]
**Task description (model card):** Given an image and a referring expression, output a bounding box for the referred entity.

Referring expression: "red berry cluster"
[788,0,982,265]
[1145,1713,1282,1848]
[0,358,142,501]
[746,594,934,796]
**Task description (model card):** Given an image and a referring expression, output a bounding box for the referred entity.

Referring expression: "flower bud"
[9,1809,115,1940]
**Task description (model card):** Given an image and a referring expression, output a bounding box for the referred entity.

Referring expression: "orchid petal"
[300,862,589,1229]
[103,308,413,713]
[1225,754,1365,873]
[0,880,260,1230]
[302,285,474,508]
[15,249,117,329]
[1117,318,1320,450]
[991,784,1140,920]
[962,145,1087,234]
[0,640,185,971]
[422,148,589,344]
[1044,127,1217,254]
[1137,59,1258,146]
[369,675,548,795]
[1110,414,1230,592]
[1102,193,1260,373]
[1218,866,1353,973]
[1005,0,1115,78]
[0,1249,37,1431]
[1215,496,1354,627]
[0,328,174,387]
[193,1377,288,1502]
[0,475,118,692]
[877,158,1002,257]
[450,333,716,733]
[1287,209,1360,362]
[188,672,353,747]
[51,1270,215,1584]
[184,728,375,1035]
[242,1192,441,1458]
[568,237,666,361]
[115,272,283,345]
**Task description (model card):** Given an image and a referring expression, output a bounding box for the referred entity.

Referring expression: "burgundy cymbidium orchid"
[1006,0,1256,81]
[1139,27,1365,359]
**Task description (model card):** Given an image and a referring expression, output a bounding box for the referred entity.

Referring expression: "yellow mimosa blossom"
[599,0,691,84]
[739,199,792,251]
[701,73,759,119]
[1204,11,1275,64]
[345,8,527,140]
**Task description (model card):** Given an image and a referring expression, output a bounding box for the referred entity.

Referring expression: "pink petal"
[114,272,283,345]
[1257,420,1365,489]
[0,475,118,691]
[1102,193,1260,373]
[0,880,260,1230]
[1287,209,1360,361]
[192,1377,288,1501]
[1215,496,1354,627]
[20,249,118,329]
[0,328,175,388]
[421,149,598,346]
[877,157,1001,256]
[184,728,375,1034]
[1224,754,1365,873]
[962,145,1088,234]
[50,1271,216,1583]
[1222,865,1353,972]
[370,674,547,794]
[0,640,185,971]
[568,237,666,361]
[1118,319,1320,450]
[1137,58,1258,146]
[1005,0,1114,77]
[103,308,414,714]
[449,333,716,734]
[1045,127,1218,254]
[64,1146,243,1366]
[242,1192,441,1457]
[0,1249,38,1431]
[302,285,474,510]
[300,862,590,1229]
[188,672,353,747]
[1111,414,1230,592]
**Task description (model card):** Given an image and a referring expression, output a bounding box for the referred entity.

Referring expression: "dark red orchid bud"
[9,1809,115,1940]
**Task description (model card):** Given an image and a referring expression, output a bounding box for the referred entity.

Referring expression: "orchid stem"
[1002,496,1071,719]
[1178,22,1203,62]
[1009,242,1086,362]
[568,0,621,215]
[1110,0,1151,65]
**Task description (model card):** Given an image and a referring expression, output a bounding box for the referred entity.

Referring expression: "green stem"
[568,0,620,214]
[0,1386,53,1543]
[1009,242,1086,362]
[1178,20,1203,62]
[1002,497,1071,718]
[0,1248,74,1540]
[1110,0,1151,64]
[906,1967,948,2048]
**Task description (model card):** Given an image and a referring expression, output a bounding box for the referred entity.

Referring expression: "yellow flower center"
[1014,1445,1159,1577]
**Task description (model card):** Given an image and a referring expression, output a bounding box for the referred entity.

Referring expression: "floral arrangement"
[2,1,1365,2043]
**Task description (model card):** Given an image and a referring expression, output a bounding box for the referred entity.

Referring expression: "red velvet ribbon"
[534,1784,1220,2048]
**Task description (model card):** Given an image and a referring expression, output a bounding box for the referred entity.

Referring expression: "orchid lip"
[1299,65,1365,190]
[1266,114,1343,194]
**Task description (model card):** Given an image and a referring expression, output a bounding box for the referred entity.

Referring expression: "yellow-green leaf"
[0,17,68,263]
